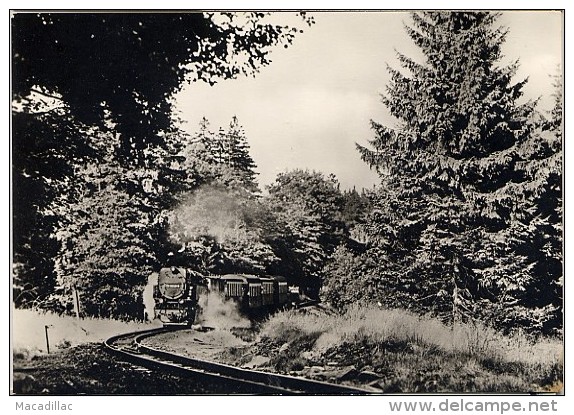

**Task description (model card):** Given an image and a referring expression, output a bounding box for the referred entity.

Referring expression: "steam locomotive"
[152,267,290,327]
[152,267,203,327]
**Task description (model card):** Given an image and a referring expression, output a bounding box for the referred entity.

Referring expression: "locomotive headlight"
[157,298,164,304]
[179,299,185,304]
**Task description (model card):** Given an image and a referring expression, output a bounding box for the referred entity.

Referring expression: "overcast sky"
[174,11,563,191]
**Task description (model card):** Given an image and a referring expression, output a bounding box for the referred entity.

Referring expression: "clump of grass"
[257,320,323,372]
[258,305,562,392]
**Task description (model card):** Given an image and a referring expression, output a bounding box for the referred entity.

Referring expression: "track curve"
[104,328,368,395]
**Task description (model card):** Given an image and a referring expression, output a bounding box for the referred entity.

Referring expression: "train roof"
[265,275,287,283]
[207,274,252,283]
[204,274,287,283]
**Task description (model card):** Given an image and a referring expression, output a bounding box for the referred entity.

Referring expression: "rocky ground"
[142,325,397,392]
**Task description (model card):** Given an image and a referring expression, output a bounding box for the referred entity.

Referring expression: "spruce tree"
[356,12,559,332]
[225,116,259,191]
[188,116,259,192]
[497,71,563,333]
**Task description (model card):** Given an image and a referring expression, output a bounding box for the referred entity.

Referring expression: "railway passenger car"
[272,276,289,305]
[260,277,275,306]
[204,274,289,312]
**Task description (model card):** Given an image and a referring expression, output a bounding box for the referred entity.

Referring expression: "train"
[152,267,290,327]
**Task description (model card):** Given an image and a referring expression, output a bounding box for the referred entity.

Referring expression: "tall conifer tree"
[189,116,259,192]
[225,116,259,191]
[356,12,560,332]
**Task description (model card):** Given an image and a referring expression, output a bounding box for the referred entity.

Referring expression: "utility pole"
[44,325,52,354]
[73,285,81,320]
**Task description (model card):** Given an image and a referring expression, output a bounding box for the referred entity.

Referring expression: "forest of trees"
[12,12,562,335]
[12,11,315,318]
[323,12,562,335]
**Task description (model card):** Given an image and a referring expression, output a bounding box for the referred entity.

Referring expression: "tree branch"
[30,88,64,102]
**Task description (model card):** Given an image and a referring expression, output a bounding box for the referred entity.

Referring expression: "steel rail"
[104,329,368,395]
[105,328,293,394]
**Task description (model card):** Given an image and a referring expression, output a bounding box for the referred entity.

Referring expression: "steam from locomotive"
[198,291,250,330]
[143,272,157,322]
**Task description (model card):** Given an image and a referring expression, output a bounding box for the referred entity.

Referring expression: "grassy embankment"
[250,305,563,393]
[12,308,159,357]
[11,307,563,394]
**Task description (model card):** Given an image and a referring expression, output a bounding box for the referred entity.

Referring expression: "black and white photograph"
[9,5,564,402]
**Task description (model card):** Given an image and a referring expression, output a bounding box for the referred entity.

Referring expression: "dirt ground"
[12,343,238,395]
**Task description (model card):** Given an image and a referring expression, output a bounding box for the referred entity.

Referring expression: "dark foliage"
[12,12,313,162]
[265,170,348,297]
[12,12,311,318]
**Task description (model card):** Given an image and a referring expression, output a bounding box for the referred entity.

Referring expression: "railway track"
[104,328,368,395]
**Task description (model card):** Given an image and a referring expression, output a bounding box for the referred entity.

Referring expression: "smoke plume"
[197,291,250,330]
[142,272,157,322]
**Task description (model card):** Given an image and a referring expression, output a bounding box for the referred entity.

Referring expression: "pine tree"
[494,71,563,333]
[340,187,371,228]
[187,116,259,192]
[184,117,218,185]
[355,12,558,331]
[225,116,259,191]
